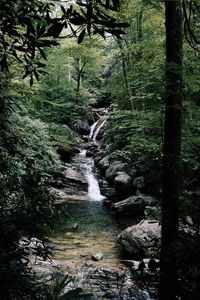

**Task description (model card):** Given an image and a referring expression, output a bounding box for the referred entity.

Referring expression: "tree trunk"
[159,1,183,300]
[76,59,85,101]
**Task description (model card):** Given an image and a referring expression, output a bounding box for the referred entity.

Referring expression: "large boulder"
[99,179,117,198]
[105,161,125,181]
[114,172,132,198]
[98,156,110,171]
[61,163,88,195]
[112,195,145,216]
[101,187,117,198]
[117,220,161,259]
[72,120,90,135]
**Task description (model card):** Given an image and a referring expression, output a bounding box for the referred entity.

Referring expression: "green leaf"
[38,47,47,60]
[78,28,86,44]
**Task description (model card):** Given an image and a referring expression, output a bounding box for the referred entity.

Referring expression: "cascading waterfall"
[89,121,98,139]
[79,149,105,201]
[89,115,108,142]
[86,158,105,201]
[92,118,107,142]
[76,115,109,200]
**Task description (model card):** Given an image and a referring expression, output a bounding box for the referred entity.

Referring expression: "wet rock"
[99,179,117,198]
[86,150,93,157]
[133,176,145,190]
[114,172,133,197]
[51,180,65,189]
[72,119,90,135]
[98,156,110,171]
[117,220,161,259]
[101,187,117,198]
[61,163,88,194]
[91,252,103,261]
[112,196,145,216]
[64,164,87,184]
[105,161,125,181]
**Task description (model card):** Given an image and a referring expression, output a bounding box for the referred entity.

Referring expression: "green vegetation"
[1,0,200,299]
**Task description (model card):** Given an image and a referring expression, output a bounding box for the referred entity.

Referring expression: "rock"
[112,196,145,216]
[51,180,65,189]
[133,176,145,190]
[91,252,103,261]
[120,258,160,272]
[99,179,117,198]
[101,187,117,198]
[86,150,93,157]
[94,155,103,164]
[98,156,110,171]
[64,164,87,185]
[117,220,161,259]
[57,147,73,162]
[57,163,88,195]
[105,161,125,181]
[72,119,90,135]
[144,206,160,220]
[139,194,158,206]
[114,172,132,198]
[94,149,105,159]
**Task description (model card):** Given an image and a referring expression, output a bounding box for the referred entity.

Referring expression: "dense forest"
[1,0,200,299]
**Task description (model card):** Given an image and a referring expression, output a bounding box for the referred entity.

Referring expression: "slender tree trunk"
[76,59,85,101]
[159,1,183,300]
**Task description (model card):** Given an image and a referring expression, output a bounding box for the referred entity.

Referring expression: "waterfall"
[89,116,108,142]
[86,160,105,201]
[77,149,105,201]
[89,121,98,139]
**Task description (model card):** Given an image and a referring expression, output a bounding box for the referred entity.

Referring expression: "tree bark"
[76,59,85,101]
[159,1,183,300]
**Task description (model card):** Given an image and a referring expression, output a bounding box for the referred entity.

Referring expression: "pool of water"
[51,200,124,265]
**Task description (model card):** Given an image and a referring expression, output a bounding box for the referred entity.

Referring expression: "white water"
[89,116,108,142]
[89,121,98,139]
[77,149,105,201]
[86,158,105,201]
[92,118,107,142]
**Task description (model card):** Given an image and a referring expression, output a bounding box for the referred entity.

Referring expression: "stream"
[32,116,154,299]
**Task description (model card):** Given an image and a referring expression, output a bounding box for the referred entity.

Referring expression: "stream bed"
[32,148,154,299]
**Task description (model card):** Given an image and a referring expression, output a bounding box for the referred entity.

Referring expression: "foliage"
[29,39,108,125]
[0,0,129,84]
[0,112,61,299]
[104,109,162,169]
[104,0,165,110]
[48,123,76,157]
